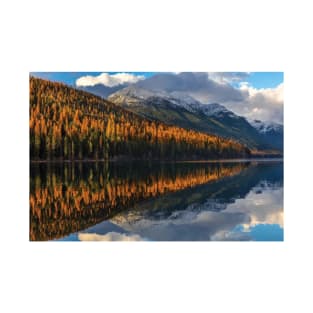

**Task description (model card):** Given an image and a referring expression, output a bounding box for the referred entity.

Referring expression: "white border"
[1,1,313,313]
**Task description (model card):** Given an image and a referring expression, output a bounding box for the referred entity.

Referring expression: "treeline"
[30,77,251,160]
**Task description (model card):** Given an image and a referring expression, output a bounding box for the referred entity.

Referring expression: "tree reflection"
[30,161,249,240]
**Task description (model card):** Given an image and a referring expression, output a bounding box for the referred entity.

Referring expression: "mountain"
[30,77,251,161]
[249,120,283,151]
[249,119,283,134]
[108,86,282,151]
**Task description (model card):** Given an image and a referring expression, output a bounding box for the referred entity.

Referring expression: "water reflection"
[30,161,249,241]
[66,161,283,241]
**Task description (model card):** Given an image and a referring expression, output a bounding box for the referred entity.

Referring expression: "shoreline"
[30,157,283,164]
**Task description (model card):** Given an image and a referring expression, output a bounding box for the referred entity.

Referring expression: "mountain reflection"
[70,161,283,241]
[30,161,250,241]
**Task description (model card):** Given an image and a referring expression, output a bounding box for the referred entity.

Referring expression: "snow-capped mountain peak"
[249,119,283,134]
[109,87,203,112]
[199,103,236,117]
[162,92,202,112]
[112,86,163,99]
[109,86,241,117]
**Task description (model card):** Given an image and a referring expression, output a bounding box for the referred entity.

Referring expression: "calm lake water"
[30,160,283,241]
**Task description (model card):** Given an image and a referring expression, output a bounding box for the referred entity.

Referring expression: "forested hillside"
[29,77,251,160]
[108,87,279,151]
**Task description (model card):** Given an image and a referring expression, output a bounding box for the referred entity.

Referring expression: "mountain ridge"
[107,86,283,152]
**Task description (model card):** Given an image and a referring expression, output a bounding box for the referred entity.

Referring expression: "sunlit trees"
[29,76,251,161]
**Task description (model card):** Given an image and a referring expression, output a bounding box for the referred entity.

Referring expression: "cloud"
[240,210,283,232]
[226,183,284,231]
[136,72,246,103]
[76,72,283,123]
[207,72,251,84]
[227,82,284,123]
[135,72,283,123]
[76,72,145,87]
[78,232,144,241]
[210,230,252,241]
[108,206,249,241]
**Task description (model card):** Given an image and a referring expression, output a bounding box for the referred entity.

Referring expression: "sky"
[31,72,283,123]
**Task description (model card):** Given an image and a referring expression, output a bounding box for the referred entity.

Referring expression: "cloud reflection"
[78,232,145,241]
[80,182,283,241]
[226,182,283,232]
[70,163,283,241]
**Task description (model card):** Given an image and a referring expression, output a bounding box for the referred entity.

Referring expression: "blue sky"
[31,72,283,89]
[245,72,283,88]
[31,72,156,87]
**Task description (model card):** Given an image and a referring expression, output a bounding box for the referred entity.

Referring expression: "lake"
[30,160,283,241]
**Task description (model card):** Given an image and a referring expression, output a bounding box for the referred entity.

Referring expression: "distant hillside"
[108,86,283,152]
[249,119,283,151]
[29,77,251,161]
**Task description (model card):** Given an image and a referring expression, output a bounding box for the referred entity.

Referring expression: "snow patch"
[249,119,283,134]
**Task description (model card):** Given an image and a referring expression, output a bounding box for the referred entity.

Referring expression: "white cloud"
[76,72,283,123]
[182,73,283,123]
[240,210,284,232]
[207,72,251,84]
[137,72,245,103]
[226,183,284,231]
[210,230,251,241]
[239,82,284,103]
[108,205,248,241]
[139,72,283,123]
[78,231,144,241]
[76,72,145,87]
[232,82,284,123]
